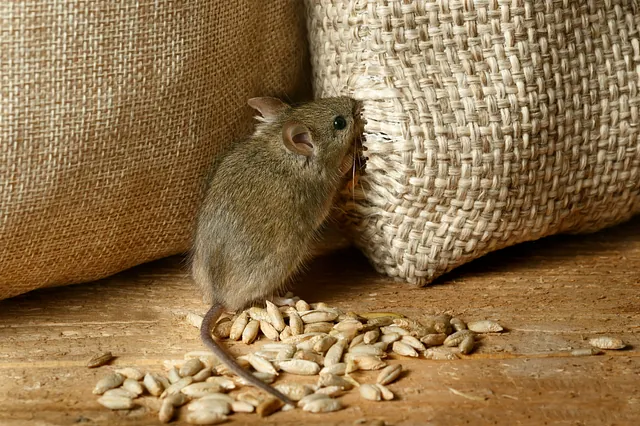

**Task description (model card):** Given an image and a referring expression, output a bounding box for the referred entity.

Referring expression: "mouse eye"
[333,115,347,130]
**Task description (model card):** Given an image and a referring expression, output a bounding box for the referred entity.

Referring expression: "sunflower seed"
[424,347,459,360]
[205,376,237,391]
[181,382,223,398]
[192,367,213,382]
[320,363,347,376]
[266,300,286,332]
[349,334,366,349]
[215,357,251,375]
[158,399,175,423]
[420,334,447,347]
[304,322,335,333]
[162,377,193,397]
[373,341,390,352]
[330,328,360,342]
[467,320,503,333]
[303,397,343,413]
[257,397,284,417]
[275,359,320,375]
[301,311,339,324]
[297,334,328,352]
[282,332,326,345]
[229,312,249,341]
[444,330,475,347]
[317,373,354,390]
[196,393,235,405]
[236,390,264,407]
[376,364,402,385]
[252,350,279,361]
[294,350,324,365]
[288,310,304,335]
[184,351,220,368]
[450,317,467,331]
[93,373,124,395]
[213,319,232,339]
[168,367,182,383]
[353,355,386,371]
[360,384,382,401]
[185,411,227,425]
[334,319,363,331]
[236,371,277,385]
[274,383,314,401]
[346,359,358,374]
[157,375,171,390]
[229,400,254,413]
[114,367,144,381]
[280,326,292,340]
[260,320,280,341]
[571,348,604,356]
[143,373,165,396]
[187,398,231,414]
[376,384,394,400]
[380,333,401,344]
[122,378,144,396]
[97,395,134,410]
[165,392,189,407]
[324,341,346,366]
[315,385,346,397]
[248,307,271,323]
[314,335,338,353]
[364,330,380,344]
[295,300,311,311]
[392,341,419,357]
[349,344,385,357]
[87,351,114,368]
[186,312,204,329]
[244,353,278,375]
[297,393,331,408]
[459,335,475,354]
[103,388,136,399]
[401,335,426,351]
[366,317,395,327]
[589,336,626,350]
[381,326,409,336]
[242,320,260,344]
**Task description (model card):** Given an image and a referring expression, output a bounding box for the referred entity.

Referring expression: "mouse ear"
[282,121,314,157]
[247,97,288,120]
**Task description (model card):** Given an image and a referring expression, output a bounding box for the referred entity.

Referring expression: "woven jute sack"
[0,1,312,300]
[306,0,640,285]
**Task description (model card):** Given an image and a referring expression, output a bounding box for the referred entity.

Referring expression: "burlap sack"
[0,1,312,300]
[306,0,640,285]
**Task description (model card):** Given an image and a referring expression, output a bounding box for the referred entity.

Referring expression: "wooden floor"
[1,218,639,426]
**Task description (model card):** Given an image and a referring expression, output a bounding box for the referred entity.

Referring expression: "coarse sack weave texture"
[0,1,312,300]
[306,0,640,285]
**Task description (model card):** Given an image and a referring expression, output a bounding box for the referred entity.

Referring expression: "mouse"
[191,96,364,405]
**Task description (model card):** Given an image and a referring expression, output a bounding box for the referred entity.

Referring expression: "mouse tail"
[200,304,295,406]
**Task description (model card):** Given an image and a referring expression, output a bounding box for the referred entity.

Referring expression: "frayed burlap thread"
[0,1,311,300]
[306,0,640,285]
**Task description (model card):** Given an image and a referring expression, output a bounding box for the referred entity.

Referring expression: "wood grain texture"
[0,218,639,425]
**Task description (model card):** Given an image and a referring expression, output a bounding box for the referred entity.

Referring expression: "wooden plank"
[0,217,638,425]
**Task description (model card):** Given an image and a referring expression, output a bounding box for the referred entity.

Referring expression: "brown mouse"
[191,96,363,405]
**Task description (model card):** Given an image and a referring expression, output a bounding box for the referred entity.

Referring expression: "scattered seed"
[229,312,249,341]
[364,330,380,344]
[450,317,467,331]
[324,341,346,367]
[588,336,626,350]
[376,364,402,385]
[459,335,475,354]
[274,383,314,401]
[192,367,213,382]
[231,400,255,413]
[424,347,459,360]
[266,300,286,332]
[366,317,395,327]
[168,367,182,384]
[93,373,124,395]
[353,355,386,371]
[420,334,447,347]
[444,330,475,347]
[303,397,343,413]
[401,335,426,351]
[294,350,325,365]
[248,307,271,323]
[302,311,339,324]
[97,395,134,410]
[158,399,175,423]
[376,384,394,400]
[185,351,220,369]
[215,357,251,376]
[103,388,136,399]
[295,300,311,311]
[260,320,280,341]
[297,335,328,352]
[187,398,231,414]
[280,326,292,340]
[314,335,338,353]
[186,312,204,329]
[213,319,232,339]
[392,341,419,357]
[315,385,346,397]
[185,411,228,425]
[334,319,364,331]
[380,326,409,336]
[242,320,260,344]
[197,393,235,405]
[276,359,321,375]
[162,377,194,397]
[349,334,366,349]
[257,397,284,417]
[320,363,347,376]
[282,332,325,345]
[298,393,331,408]
[468,320,503,333]
[571,348,604,356]
[318,373,354,390]
[304,322,335,333]
[181,382,224,398]
[143,373,165,397]
[349,344,385,357]
[236,390,264,407]
[380,333,401,344]
[360,384,382,401]
[288,310,304,335]
[122,378,144,396]
[114,367,144,381]
[87,351,114,368]
[165,392,190,407]
[246,353,279,375]
[205,377,236,391]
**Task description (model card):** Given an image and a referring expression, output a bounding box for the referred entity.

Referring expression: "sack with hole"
[305,0,640,285]
[0,1,312,300]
